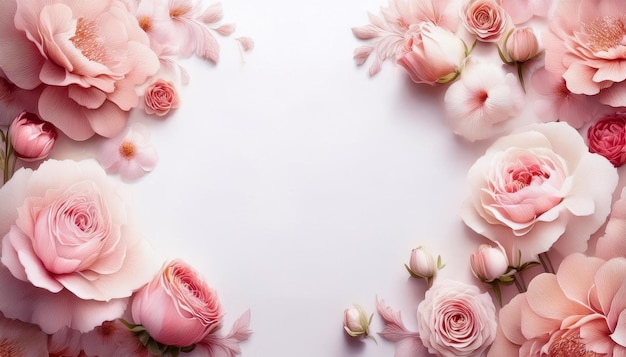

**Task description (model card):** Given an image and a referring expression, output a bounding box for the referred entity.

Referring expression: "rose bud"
[588,113,626,167]
[504,27,540,63]
[8,112,57,161]
[131,260,223,347]
[343,304,374,341]
[470,243,509,282]
[405,246,444,287]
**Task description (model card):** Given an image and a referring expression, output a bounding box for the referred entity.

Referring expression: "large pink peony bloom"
[460,122,617,263]
[0,0,160,140]
[0,159,159,333]
[489,253,626,356]
[543,0,626,107]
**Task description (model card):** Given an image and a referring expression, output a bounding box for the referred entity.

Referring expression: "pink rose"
[460,122,618,263]
[461,0,510,42]
[0,0,160,140]
[0,159,159,333]
[397,22,467,85]
[489,253,626,356]
[417,279,497,357]
[144,79,180,117]
[544,0,626,107]
[587,113,626,167]
[8,111,57,162]
[131,259,223,347]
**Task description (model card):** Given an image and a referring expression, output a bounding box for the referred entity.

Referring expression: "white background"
[53,0,516,355]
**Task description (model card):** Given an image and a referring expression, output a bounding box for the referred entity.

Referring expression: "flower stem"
[516,62,526,93]
[513,271,527,293]
[538,252,555,274]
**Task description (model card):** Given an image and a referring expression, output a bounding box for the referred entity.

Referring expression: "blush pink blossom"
[461,0,510,42]
[543,0,626,107]
[0,159,159,333]
[417,279,497,357]
[587,113,626,167]
[460,122,618,263]
[131,259,224,347]
[489,253,626,356]
[144,79,180,116]
[0,313,49,356]
[97,124,158,181]
[0,0,160,140]
[8,112,57,162]
[499,0,552,25]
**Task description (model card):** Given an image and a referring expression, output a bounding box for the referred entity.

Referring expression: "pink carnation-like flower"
[461,0,510,42]
[417,279,497,357]
[0,0,160,140]
[144,79,180,116]
[543,0,626,107]
[0,159,159,334]
[488,253,626,356]
[460,122,618,263]
[587,113,626,167]
[98,124,158,181]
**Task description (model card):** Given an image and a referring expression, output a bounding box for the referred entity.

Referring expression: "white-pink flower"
[98,124,158,181]
[460,122,618,263]
[0,159,160,333]
[444,61,525,142]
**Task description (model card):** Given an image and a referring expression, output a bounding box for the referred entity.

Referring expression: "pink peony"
[461,0,510,42]
[543,0,626,107]
[144,79,180,116]
[0,159,159,333]
[0,0,160,140]
[489,253,626,356]
[460,122,618,263]
[131,259,224,347]
[8,111,57,162]
[587,113,626,167]
[417,279,497,357]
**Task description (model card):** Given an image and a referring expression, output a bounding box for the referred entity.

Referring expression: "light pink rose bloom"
[144,79,180,116]
[500,0,552,25]
[460,122,618,263]
[461,0,510,42]
[470,243,509,282]
[397,22,467,85]
[417,279,497,357]
[8,111,57,162]
[489,253,626,356]
[132,259,224,347]
[0,313,49,357]
[0,0,160,140]
[587,113,626,167]
[0,159,159,333]
[544,0,626,107]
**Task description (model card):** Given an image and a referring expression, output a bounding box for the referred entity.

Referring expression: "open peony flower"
[489,253,626,356]
[543,0,626,107]
[444,61,525,142]
[97,124,158,181]
[417,279,497,357]
[461,0,510,42]
[0,159,159,333]
[0,0,160,140]
[460,122,618,263]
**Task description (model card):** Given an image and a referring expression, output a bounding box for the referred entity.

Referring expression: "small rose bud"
[343,304,374,341]
[470,243,509,282]
[8,112,57,162]
[405,246,444,287]
[505,27,539,63]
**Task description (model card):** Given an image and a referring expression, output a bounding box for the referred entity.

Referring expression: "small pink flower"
[144,79,180,116]
[504,27,540,63]
[587,113,626,167]
[417,279,497,357]
[470,243,509,282]
[131,259,224,347]
[98,124,158,181]
[461,0,510,42]
[8,111,57,162]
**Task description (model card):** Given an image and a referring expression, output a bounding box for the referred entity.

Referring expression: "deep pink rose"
[8,111,57,162]
[0,0,160,140]
[417,279,497,357]
[460,122,618,263]
[489,253,626,356]
[132,259,224,347]
[461,0,510,42]
[544,0,626,107]
[587,114,626,167]
[0,159,159,333]
[144,79,180,116]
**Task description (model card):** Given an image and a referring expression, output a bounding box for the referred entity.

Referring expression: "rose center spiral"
[584,16,626,52]
[505,163,550,193]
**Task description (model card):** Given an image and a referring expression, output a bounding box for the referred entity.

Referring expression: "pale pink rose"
[0,159,159,333]
[544,0,626,107]
[500,0,552,25]
[132,259,224,347]
[587,113,626,167]
[504,27,540,63]
[461,0,510,42]
[144,79,180,116]
[444,61,525,142]
[0,313,49,357]
[460,122,618,263]
[489,253,626,357]
[0,0,160,140]
[397,22,467,85]
[98,124,158,181]
[417,279,497,357]
[470,243,509,282]
[596,187,626,260]
[8,111,57,162]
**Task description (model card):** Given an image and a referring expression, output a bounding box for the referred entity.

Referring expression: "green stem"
[517,62,526,93]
